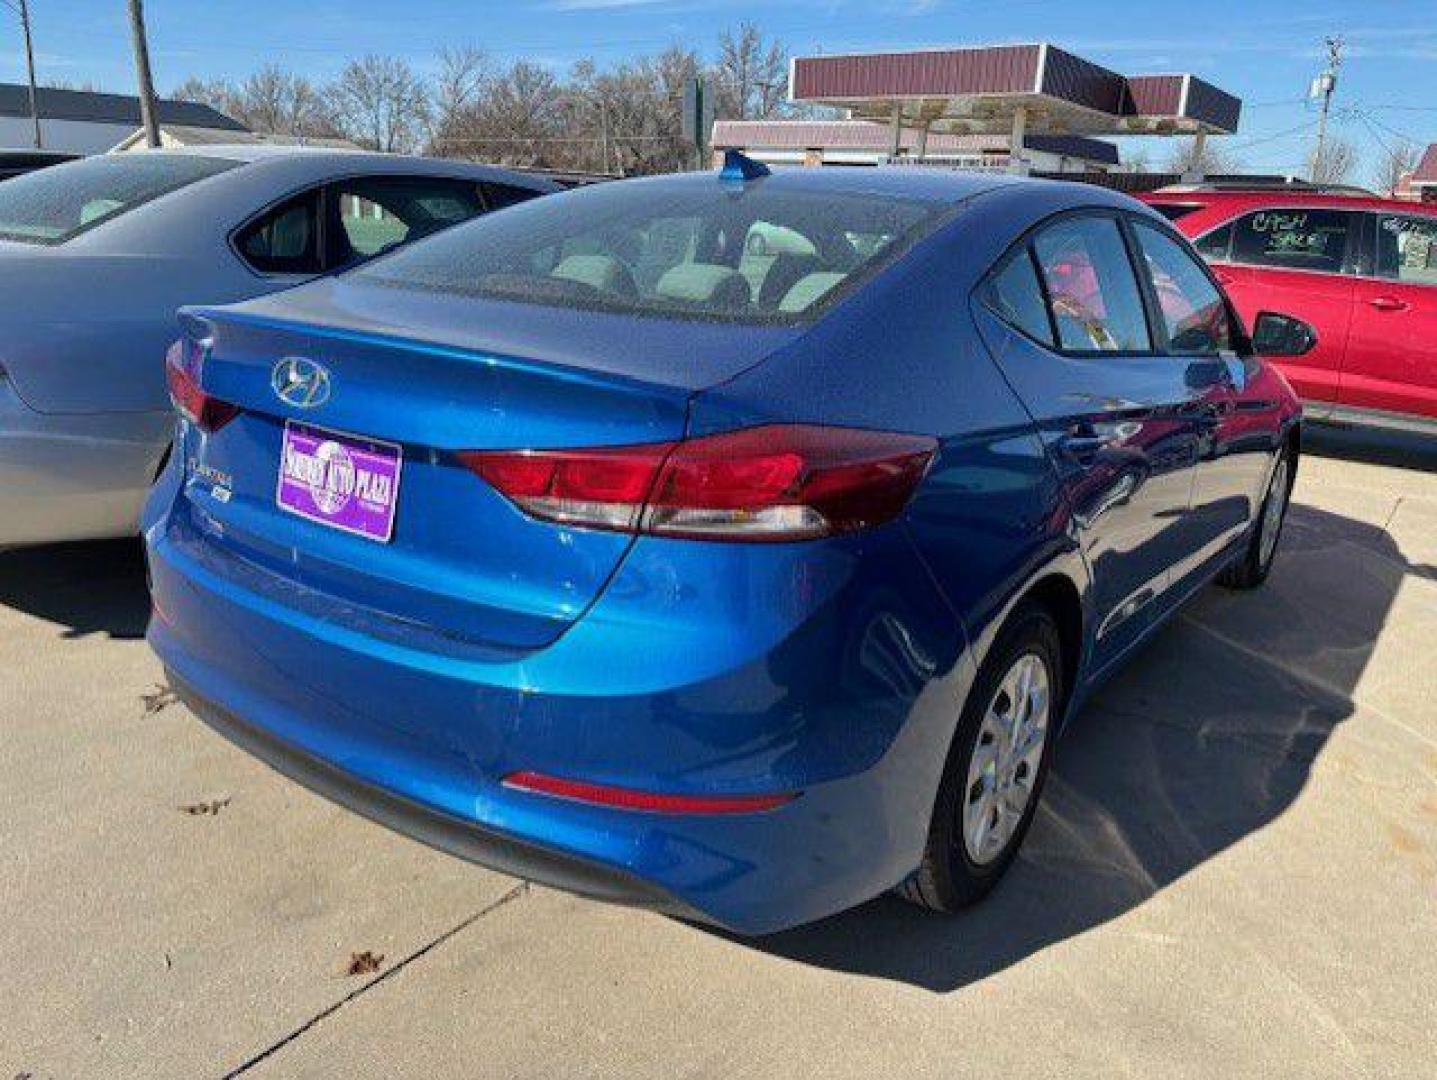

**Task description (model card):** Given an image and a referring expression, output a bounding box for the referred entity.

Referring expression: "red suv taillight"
[460,424,936,542]
[165,338,238,433]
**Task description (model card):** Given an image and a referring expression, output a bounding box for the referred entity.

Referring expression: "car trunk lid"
[174,280,799,653]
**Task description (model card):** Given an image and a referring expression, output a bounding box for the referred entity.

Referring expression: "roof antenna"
[720,149,770,184]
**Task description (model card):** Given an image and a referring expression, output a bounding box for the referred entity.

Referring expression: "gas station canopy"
[789,43,1242,138]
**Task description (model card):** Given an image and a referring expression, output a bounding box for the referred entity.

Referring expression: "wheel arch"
[1019,573,1085,716]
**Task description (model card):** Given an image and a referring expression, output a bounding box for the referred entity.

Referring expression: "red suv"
[1142,188,1437,432]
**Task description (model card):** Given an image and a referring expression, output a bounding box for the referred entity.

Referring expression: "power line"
[1228,117,1322,152]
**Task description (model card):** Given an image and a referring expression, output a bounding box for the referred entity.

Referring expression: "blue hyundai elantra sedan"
[144,160,1303,934]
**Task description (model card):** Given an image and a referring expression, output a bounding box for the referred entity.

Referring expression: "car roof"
[132,145,562,189]
[599,165,1143,210]
[1140,189,1437,215]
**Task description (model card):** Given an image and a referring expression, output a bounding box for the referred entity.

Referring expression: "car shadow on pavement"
[736,500,1428,992]
[0,540,150,640]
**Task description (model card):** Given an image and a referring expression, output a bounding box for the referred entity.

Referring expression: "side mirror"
[1251,312,1318,357]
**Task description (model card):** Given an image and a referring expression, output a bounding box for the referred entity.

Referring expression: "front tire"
[899,602,1063,913]
[1218,443,1295,590]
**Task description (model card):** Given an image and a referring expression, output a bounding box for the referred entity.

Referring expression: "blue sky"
[7,0,1437,178]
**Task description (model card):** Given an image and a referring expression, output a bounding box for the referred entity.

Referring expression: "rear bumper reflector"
[502,771,798,815]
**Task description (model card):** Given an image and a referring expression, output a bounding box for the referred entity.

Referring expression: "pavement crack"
[1380,495,1405,534]
[220,880,530,1079]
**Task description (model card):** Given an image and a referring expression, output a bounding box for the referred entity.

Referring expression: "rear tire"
[899,602,1063,913]
[1218,443,1295,590]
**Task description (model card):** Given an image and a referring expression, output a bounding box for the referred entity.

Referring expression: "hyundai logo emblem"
[271,356,331,409]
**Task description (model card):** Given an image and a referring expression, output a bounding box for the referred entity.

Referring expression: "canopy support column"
[1182,129,1209,183]
[1008,106,1029,174]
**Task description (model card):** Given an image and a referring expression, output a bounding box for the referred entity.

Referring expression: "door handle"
[1369,295,1410,312]
[1060,433,1115,457]
[1058,424,1124,460]
[1213,270,1236,286]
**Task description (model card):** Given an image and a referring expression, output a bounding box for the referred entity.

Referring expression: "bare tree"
[1371,139,1419,196]
[432,60,564,166]
[173,68,338,137]
[242,65,334,136]
[327,55,431,153]
[1166,137,1235,177]
[713,23,787,120]
[174,23,792,172]
[1125,148,1152,175]
[1309,137,1357,186]
[42,78,107,93]
[562,46,701,175]
[171,76,235,110]
[431,46,491,144]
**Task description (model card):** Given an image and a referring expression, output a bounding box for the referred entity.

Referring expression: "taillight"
[461,424,935,542]
[165,338,238,433]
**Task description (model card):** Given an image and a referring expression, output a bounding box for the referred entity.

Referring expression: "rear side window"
[1228,208,1358,274]
[1375,214,1437,287]
[1032,216,1152,353]
[481,181,542,211]
[986,250,1054,347]
[0,153,238,245]
[236,189,322,275]
[1132,221,1232,355]
[1195,222,1234,261]
[331,176,486,264]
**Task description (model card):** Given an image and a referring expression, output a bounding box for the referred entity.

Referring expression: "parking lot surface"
[4,429,1436,1080]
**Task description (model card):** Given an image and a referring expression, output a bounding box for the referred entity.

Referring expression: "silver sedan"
[0,146,557,546]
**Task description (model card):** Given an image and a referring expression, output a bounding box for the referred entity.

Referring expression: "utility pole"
[126,0,162,148]
[17,0,42,148]
[1310,36,1343,183]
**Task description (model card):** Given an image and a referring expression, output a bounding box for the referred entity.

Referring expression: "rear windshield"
[0,153,239,245]
[355,177,948,324]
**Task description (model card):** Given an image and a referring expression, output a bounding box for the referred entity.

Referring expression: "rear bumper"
[145,476,972,934]
[168,669,697,918]
[0,378,170,545]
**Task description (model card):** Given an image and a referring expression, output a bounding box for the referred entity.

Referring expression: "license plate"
[276,421,403,542]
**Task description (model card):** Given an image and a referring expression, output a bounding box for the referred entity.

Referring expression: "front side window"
[1228,208,1357,275]
[356,177,947,325]
[1032,216,1152,353]
[1375,214,1437,287]
[1132,221,1233,355]
[0,153,238,245]
[331,176,487,264]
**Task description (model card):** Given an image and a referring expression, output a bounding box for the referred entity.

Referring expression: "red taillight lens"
[460,442,675,531]
[502,771,796,814]
[165,338,238,433]
[462,424,935,542]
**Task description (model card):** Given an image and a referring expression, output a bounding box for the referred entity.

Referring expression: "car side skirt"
[1304,401,1437,438]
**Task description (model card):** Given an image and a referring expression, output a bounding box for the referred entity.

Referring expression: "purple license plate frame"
[275,420,403,543]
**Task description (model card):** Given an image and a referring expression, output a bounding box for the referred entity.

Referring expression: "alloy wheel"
[962,651,1051,866]
[1259,455,1290,569]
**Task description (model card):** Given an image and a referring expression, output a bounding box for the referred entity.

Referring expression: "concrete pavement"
[3,430,1435,1079]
